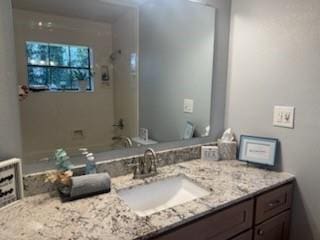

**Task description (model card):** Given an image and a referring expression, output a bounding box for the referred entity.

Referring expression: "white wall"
[13,10,115,162]
[139,0,215,142]
[0,0,22,161]
[112,9,139,138]
[226,0,320,239]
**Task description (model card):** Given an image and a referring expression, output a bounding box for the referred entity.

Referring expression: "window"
[26,41,93,91]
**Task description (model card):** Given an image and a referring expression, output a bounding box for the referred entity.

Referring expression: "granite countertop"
[0,160,295,240]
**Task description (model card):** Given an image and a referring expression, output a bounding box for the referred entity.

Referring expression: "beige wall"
[0,0,22,160]
[13,9,115,163]
[226,0,320,239]
[112,9,139,138]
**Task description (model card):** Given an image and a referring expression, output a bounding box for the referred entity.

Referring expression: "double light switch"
[273,106,295,128]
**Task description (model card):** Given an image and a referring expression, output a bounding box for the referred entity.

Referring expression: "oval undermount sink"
[117,175,210,217]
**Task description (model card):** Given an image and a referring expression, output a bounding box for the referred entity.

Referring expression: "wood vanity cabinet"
[231,230,253,240]
[255,184,293,225]
[153,200,254,240]
[151,182,293,240]
[254,211,290,240]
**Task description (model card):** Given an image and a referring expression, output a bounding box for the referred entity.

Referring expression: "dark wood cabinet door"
[231,230,252,240]
[153,200,254,240]
[254,211,290,240]
[255,184,293,224]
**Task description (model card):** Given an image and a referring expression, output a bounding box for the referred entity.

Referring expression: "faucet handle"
[151,161,157,173]
[128,162,139,176]
[128,157,138,168]
[128,162,138,168]
[128,157,141,176]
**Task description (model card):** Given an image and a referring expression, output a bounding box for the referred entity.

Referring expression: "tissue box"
[218,140,237,160]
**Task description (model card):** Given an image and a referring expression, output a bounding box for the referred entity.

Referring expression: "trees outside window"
[26,41,93,91]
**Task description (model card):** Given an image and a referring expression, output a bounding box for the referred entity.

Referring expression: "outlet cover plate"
[184,99,194,113]
[273,106,295,128]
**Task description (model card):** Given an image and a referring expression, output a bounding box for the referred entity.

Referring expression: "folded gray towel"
[68,173,111,200]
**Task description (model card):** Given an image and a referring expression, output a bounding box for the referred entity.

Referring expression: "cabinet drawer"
[154,199,254,240]
[231,230,253,240]
[255,184,293,224]
[254,211,290,240]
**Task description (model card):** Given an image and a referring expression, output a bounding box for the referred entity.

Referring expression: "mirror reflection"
[140,0,215,142]
[12,0,215,164]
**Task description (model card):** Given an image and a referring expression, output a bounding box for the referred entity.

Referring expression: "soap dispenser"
[79,148,89,157]
[85,153,97,175]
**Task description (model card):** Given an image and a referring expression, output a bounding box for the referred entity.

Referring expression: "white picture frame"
[201,146,219,161]
[0,158,24,210]
[139,128,149,142]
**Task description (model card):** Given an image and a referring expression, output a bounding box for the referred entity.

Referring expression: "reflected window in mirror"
[11,0,215,170]
[26,41,93,92]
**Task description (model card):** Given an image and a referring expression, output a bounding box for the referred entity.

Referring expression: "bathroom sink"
[117,175,210,216]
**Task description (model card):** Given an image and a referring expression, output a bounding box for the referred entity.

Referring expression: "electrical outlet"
[184,99,194,113]
[273,106,295,128]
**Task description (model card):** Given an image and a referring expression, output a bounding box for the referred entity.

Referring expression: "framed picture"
[0,158,24,210]
[239,135,278,166]
[183,121,194,140]
[201,146,219,161]
[139,128,149,142]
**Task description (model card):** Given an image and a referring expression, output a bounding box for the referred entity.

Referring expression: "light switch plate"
[273,106,295,128]
[184,99,194,113]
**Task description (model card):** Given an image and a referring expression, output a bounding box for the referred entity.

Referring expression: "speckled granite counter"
[1,160,294,240]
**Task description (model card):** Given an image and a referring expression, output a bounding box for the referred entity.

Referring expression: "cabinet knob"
[258,229,264,236]
[268,200,281,208]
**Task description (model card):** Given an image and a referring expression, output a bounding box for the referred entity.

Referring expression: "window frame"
[26,41,94,92]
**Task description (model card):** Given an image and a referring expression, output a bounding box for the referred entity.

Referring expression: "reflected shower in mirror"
[11,0,215,166]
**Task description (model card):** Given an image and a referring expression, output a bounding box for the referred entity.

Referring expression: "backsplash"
[23,144,207,197]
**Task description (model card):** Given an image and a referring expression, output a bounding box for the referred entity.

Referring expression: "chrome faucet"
[112,136,133,148]
[130,148,158,179]
[123,137,133,148]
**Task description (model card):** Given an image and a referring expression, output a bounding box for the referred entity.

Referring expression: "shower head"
[110,49,122,62]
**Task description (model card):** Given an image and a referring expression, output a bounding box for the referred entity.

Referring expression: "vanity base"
[151,183,293,240]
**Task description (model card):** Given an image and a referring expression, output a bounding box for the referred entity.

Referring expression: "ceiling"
[11,0,139,23]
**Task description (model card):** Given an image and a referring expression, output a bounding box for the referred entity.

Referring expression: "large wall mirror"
[11,0,216,168]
